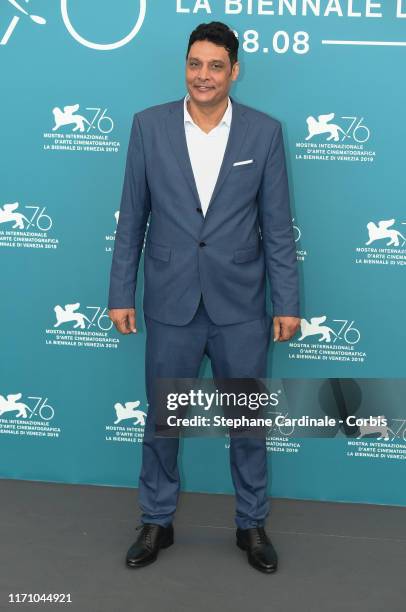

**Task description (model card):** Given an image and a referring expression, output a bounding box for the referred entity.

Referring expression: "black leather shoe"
[236,527,278,573]
[126,523,174,568]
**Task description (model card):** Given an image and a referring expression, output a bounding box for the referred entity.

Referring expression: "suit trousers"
[138,294,272,529]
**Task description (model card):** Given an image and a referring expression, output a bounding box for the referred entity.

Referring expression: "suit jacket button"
[196,207,203,214]
[199,241,206,247]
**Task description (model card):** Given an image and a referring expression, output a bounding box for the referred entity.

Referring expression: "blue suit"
[108,96,300,529]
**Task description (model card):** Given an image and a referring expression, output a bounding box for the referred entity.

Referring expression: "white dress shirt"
[184,93,232,217]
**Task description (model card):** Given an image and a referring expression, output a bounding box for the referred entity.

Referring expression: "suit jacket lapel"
[166,96,249,216]
[166,98,201,208]
[206,96,248,215]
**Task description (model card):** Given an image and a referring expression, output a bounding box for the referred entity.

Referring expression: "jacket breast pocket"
[147,241,171,262]
[233,243,260,264]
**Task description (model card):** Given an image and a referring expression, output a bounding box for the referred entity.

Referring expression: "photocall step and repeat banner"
[1,1,405,506]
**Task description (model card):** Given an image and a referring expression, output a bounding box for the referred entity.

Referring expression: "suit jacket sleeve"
[257,122,300,318]
[108,113,151,309]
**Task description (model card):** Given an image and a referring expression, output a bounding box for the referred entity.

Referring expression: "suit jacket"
[108,96,300,326]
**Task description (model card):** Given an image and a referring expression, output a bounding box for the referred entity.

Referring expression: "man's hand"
[273,316,301,342]
[108,308,137,335]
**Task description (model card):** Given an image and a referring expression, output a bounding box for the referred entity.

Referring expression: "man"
[108,21,301,574]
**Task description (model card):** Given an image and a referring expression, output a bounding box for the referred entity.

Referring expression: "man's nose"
[197,65,210,80]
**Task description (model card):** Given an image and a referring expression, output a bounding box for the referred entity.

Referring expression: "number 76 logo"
[1,0,146,50]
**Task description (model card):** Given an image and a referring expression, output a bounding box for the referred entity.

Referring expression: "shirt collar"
[184,93,232,128]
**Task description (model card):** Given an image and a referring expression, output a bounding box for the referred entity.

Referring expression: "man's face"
[186,39,239,107]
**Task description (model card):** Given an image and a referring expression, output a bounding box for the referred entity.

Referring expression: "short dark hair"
[186,22,239,68]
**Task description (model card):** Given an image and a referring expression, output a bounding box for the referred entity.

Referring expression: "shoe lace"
[135,523,155,549]
[254,527,268,546]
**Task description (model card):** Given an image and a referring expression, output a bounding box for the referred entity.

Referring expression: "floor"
[0,479,405,612]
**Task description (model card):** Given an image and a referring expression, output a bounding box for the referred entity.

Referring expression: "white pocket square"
[233,159,254,166]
